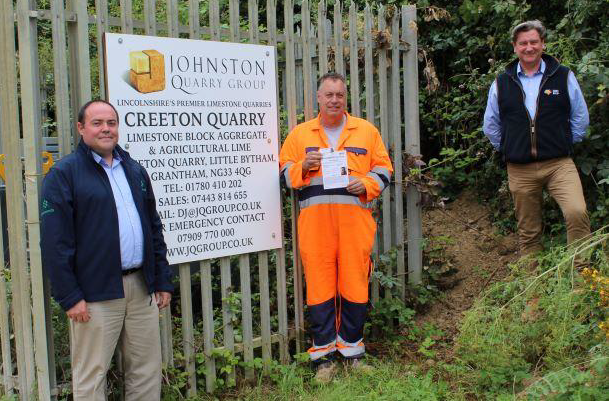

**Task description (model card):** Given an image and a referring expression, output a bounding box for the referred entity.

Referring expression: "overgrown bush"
[453,228,608,399]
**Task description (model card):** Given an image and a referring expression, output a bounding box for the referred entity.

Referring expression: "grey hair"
[317,72,346,89]
[511,20,546,43]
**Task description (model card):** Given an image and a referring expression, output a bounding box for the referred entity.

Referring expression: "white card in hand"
[321,149,349,189]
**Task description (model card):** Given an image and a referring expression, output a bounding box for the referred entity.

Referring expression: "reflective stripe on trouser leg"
[308,340,337,361]
[336,335,365,358]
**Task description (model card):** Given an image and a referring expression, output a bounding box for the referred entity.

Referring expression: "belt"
[122,267,142,276]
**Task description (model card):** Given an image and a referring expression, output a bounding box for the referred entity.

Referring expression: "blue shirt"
[483,59,589,150]
[92,150,144,270]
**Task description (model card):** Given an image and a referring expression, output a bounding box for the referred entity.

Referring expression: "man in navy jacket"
[41,100,173,400]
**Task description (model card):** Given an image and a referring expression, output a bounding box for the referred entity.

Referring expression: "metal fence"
[0,0,421,398]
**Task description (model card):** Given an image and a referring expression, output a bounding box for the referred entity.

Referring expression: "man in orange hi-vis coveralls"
[279,72,392,382]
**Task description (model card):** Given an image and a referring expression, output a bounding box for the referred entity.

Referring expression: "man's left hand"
[155,291,171,309]
[346,178,366,195]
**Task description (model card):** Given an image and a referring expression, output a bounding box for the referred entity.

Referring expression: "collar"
[517,59,545,77]
[506,54,560,78]
[91,149,121,166]
[321,114,346,130]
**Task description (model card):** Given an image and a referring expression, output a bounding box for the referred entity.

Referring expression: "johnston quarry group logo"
[129,50,165,93]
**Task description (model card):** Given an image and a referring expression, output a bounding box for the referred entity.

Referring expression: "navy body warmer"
[497,54,571,164]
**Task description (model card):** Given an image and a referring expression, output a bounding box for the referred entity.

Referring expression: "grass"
[192,228,608,401]
[222,360,457,401]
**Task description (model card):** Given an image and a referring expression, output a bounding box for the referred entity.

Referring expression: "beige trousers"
[69,271,162,401]
[507,157,591,255]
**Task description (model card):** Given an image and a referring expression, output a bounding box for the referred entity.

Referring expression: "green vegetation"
[453,230,608,399]
[180,229,607,401]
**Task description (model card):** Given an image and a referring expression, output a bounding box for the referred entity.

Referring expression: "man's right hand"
[67,299,90,323]
[302,151,322,175]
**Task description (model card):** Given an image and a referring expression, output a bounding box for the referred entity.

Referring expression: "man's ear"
[76,121,84,135]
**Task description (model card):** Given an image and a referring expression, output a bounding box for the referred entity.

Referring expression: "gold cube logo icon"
[129,50,165,93]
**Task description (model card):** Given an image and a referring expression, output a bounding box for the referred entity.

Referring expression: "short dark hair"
[77,99,119,125]
[317,72,346,89]
[511,20,546,43]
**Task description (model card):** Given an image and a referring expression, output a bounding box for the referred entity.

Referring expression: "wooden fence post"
[363,4,379,304]
[391,7,406,300]
[402,5,423,285]
[200,260,216,392]
[284,0,305,353]
[348,1,361,117]
[66,0,92,147]
[333,1,344,77]
[16,0,53,397]
[1,1,34,398]
[94,0,109,99]
[179,263,196,396]
[0,273,13,395]
[248,0,274,368]
[317,0,328,75]
[120,0,134,34]
[266,0,290,364]
[301,0,314,121]
[51,0,72,158]
[377,6,392,284]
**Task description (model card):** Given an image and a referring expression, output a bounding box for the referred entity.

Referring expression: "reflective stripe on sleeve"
[366,171,385,191]
[309,176,323,186]
[371,167,391,185]
[281,162,294,188]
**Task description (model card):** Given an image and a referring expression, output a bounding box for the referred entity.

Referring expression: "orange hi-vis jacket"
[279,113,392,361]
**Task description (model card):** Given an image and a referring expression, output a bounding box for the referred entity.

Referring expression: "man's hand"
[67,300,90,323]
[346,178,366,195]
[302,151,322,175]
[155,291,171,309]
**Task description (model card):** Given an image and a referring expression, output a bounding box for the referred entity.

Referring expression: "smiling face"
[513,29,544,71]
[317,78,347,122]
[77,102,119,158]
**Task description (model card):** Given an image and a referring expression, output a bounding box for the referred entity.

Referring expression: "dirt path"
[413,191,519,357]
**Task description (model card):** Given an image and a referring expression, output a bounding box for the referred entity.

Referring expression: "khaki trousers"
[69,271,162,401]
[507,157,590,255]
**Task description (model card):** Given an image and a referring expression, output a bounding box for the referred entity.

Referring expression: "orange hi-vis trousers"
[299,203,375,360]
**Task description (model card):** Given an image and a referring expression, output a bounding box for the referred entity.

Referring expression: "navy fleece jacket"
[40,141,173,311]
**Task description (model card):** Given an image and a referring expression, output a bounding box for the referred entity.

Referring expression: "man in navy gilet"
[483,20,590,263]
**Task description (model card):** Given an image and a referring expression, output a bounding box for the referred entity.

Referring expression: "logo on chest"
[544,89,560,96]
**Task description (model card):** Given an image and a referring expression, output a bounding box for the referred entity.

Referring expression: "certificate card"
[321,149,349,189]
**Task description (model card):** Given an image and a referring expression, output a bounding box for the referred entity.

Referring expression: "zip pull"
[531,125,535,134]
